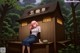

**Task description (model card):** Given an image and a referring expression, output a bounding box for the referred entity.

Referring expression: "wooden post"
[53,18,57,53]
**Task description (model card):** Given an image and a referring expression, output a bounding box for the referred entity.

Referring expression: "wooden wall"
[56,23,65,41]
[19,15,56,42]
[56,18,66,41]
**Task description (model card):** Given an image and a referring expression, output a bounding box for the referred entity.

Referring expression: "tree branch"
[8,4,13,10]
[74,3,79,8]
[74,0,80,8]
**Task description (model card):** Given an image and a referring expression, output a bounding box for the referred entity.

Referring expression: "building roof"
[17,1,63,22]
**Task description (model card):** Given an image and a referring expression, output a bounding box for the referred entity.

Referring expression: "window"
[35,9,40,13]
[57,18,63,25]
[21,22,27,26]
[28,7,48,15]
[41,8,46,12]
[43,17,52,22]
[29,10,34,15]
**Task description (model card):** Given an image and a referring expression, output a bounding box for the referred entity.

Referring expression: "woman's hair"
[29,20,39,30]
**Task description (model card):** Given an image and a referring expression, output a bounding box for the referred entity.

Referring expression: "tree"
[59,0,80,40]
[0,0,20,35]
[59,0,80,53]
[0,13,20,46]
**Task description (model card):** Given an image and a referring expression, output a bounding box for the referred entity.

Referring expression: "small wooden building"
[18,2,65,42]
[7,2,67,53]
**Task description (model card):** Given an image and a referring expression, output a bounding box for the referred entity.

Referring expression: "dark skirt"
[22,35,37,46]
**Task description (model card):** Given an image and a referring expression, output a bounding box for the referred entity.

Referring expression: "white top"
[31,26,41,36]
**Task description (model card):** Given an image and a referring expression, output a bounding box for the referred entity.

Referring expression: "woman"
[22,20,42,53]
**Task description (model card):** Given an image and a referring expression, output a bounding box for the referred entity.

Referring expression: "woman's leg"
[27,46,30,53]
[26,35,37,53]
[22,35,36,53]
[22,45,25,53]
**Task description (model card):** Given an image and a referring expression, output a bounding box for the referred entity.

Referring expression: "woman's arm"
[39,39,42,43]
[38,32,43,43]
[37,26,43,43]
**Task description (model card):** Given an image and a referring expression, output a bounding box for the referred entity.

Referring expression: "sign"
[64,0,80,2]
[0,47,6,53]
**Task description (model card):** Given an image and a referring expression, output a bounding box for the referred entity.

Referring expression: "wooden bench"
[6,41,53,53]
[58,40,70,46]
[56,40,71,50]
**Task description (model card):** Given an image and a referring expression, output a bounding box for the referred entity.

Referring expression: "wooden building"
[18,2,65,42]
[7,2,67,53]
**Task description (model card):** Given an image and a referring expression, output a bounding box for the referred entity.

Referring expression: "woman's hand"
[39,39,43,43]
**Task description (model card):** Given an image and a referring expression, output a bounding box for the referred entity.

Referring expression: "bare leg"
[27,46,30,53]
[22,45,25,53]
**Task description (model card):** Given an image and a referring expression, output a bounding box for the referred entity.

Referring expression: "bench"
[6,41,53,53]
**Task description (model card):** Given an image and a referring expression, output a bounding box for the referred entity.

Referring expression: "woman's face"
[32,23,37,28]
[31,21,38,28]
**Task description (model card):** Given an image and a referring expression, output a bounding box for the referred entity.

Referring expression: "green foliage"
[0,0,23,47]
[1,10,20,47]
[7,13,20,18]
[59,0,80,40]
[40,0,56,5]
[0,0,22,13]
[25,5,34,9]
[58,44,80,53]
[0,0,6,5]
[0,13,20,46]
[58,1,80,53]
[22,4,35,10]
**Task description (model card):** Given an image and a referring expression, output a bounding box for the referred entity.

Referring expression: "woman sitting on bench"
[22,20,42,53]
